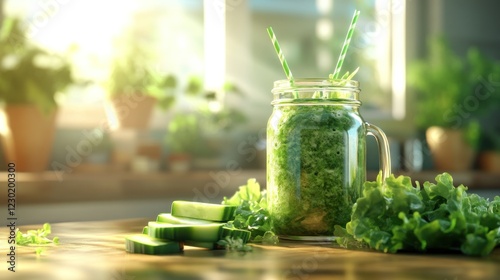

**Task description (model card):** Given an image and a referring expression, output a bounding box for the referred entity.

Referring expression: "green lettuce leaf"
[222,179,276,243]
[335,173,500,256]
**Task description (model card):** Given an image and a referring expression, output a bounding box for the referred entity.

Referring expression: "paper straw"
[332,10,360,79]
[267,27,294,82]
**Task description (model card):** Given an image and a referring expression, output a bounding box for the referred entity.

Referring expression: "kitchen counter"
[2,219,499,280]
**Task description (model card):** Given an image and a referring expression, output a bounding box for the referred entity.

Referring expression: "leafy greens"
[222,179,278,244]
[328,67,359,82]
[217,236,253,253]
[334,173,500,257]
[16,223,59,255]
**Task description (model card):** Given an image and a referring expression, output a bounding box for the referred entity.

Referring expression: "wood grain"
[1,219,499,280]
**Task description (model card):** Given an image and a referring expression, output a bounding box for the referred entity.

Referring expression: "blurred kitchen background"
[1,0,499,224]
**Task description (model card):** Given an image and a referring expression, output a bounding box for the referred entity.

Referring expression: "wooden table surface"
[2,218,500,280]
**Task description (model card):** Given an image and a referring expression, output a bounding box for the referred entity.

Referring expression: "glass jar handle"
[366,123,391,180]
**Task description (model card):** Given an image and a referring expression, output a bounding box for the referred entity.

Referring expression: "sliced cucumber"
[147,221,223,242]
[142,226,149,234]
[125,234,183,255]
[221,226,251,243]
[171,201,237,222]
[156,213,213,225]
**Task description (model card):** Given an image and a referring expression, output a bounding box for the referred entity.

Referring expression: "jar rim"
[273,78,359,89]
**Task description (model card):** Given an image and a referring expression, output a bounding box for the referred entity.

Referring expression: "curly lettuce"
[334,173,500,256]
[222,179,278,244]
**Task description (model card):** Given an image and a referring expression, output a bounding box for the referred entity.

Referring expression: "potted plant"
[479,128,500,173]
[469,52,500,173]
[407,37,490,171]
[164,113,201,172]
[161,76,247,171]
[0,17,74,172]
[182,78,247,169]
[104,17,177,130]
[478,105,500,173]
[105,50,177,130]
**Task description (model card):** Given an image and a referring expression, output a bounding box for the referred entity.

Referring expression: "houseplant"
[467,49,500,172]
[182,77,247,169]
[105,50,177,130]
[162,76,247,171]
[479,128,500,173]
[0,17,74,172]
[164,113,201,172]
[104,17,177,130]
[407,37,489,171]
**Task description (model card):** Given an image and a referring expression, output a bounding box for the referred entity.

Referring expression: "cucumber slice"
[156,213,213,225]
[147,221,223,242]
[171,201,237,222]
[221,226,251,243]
[125,234,183,255]
[142,226,149,234]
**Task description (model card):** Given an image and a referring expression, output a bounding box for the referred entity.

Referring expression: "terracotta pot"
[105,93,156,129]
[1,105,57,172]
[426,126,475,171]
[479,151,500,173]
[168,153,192,172]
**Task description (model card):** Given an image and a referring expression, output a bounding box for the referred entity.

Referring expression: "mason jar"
[266,78,391,241]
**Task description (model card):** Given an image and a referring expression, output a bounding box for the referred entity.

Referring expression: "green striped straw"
[267,27,294,82]
[332,10,360,79]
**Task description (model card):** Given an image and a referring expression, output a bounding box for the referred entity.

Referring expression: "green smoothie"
[267,99,365,237]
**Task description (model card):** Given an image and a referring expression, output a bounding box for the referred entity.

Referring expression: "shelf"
[2,169,266,205]
[2,169,499,205]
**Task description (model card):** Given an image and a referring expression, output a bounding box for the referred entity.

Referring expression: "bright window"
[245,0,406,121]
[3,0,204,128]
[3,0,405,129]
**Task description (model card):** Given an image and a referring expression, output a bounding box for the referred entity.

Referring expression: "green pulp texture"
[267,100,365,236]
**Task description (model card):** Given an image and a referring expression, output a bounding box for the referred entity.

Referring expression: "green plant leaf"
[16,223,59,254]
[336,173,500,257]
[221,179,275,242]
[217,236,253,252]
[0,17,74,112]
